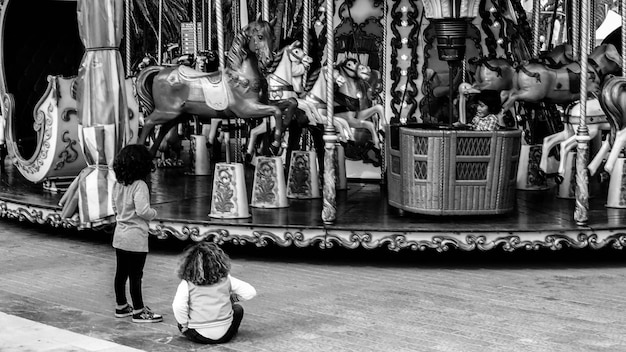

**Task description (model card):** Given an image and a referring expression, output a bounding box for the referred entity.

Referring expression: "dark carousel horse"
[135,19,283,157]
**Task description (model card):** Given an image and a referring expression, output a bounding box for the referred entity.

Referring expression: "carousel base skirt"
[0,164,625,252]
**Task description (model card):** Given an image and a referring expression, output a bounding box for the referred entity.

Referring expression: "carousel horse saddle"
[334,91,360,113]
[177,66,230,110]
[178,65,222,82]
[553,67,580,93]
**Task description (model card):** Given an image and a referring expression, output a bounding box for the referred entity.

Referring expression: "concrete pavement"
[1,219,626,351]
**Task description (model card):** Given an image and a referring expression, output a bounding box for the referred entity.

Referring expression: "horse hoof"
[245,153,254,164]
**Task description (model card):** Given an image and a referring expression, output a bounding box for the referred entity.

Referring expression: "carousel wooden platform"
[1,157,626,252]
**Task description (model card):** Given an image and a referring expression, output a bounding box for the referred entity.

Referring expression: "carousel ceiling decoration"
[421,0,481,19]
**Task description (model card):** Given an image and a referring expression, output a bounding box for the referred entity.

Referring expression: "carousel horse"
[135,19,283,157]
[536,44,622,174]
[334,58,384,150]
[302,64,350,141]
[245,40,316,160]
[501,43,622,111]
[595,75,626,175]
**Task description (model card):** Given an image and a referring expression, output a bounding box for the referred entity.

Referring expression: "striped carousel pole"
[302,0,311,150]
[125,0,131,75]
[532,0,541,56]
[379,0,388,184]
[208,0,212,51]
[193,0,198,55]
[158,0,163,64]
[321,0,336,224]
[574,0,591,225]
[571,0,580,59]
[263,0,269,22]
[622,0,626,77]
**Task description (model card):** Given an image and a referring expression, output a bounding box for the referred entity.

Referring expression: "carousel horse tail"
[598,75,626,146]
[135,66,164,116]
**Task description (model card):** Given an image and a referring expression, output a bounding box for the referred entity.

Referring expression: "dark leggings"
[183,304,244,344]
[114,249,147,310]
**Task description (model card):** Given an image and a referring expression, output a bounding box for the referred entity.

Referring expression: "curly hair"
[113,144,154,186]
[177,242,231,285]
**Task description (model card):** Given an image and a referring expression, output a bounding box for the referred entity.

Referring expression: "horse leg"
[247,117,273,159]
[540,125,573,173]
[588,138,611,176]
[605,128,626,173]
[206,118,222,147]
[557,134,578,175]
[138,119,157,147]
[354,119,380,150]
[149,119,180,157]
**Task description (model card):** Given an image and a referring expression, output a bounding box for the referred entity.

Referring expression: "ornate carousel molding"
[1,196,625,252]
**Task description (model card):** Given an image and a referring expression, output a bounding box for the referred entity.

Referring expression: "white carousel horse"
[334,58,384,150]
[596,75,626,175]
[245,41,316,158]
[554,99,609,175]
[302,64,350,141]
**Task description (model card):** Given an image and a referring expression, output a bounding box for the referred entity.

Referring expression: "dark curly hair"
[475,90,502,115]
[177,242,231,286]
[113,144,154,186]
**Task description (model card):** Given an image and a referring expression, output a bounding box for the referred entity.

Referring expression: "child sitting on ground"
[172,242,257,344]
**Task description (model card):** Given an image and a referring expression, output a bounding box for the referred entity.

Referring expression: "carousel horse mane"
[227,20,275,71]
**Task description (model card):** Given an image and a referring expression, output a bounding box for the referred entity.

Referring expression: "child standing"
[112,144,162,323]
[172,242,257,344]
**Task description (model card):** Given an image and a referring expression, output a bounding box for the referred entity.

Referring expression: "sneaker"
[132,306,163,323]
[115,304,133,318]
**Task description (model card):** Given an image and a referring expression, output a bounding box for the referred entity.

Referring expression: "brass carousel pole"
[574,0,590,225]
[321,0,336,224]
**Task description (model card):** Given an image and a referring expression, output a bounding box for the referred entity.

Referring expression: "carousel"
[0,0,626,252]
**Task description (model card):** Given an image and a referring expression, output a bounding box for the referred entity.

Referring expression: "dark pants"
[114,249,147,310]
[183,304,244,344]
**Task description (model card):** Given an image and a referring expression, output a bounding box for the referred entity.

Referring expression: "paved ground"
[1,219,626,352]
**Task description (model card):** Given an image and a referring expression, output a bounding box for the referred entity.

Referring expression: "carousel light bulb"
[402,102,408,107]
[401,20,409,27]
[489,6,496,13]
[401,37,409,44]
[400,6,408,13]
[400,69,408,76]
[400,54,408,61]
[497,38,504,45]
[492,21,500,28]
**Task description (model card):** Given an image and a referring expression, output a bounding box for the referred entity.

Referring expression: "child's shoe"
[115,304,133,318]
[132,306,163,323]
